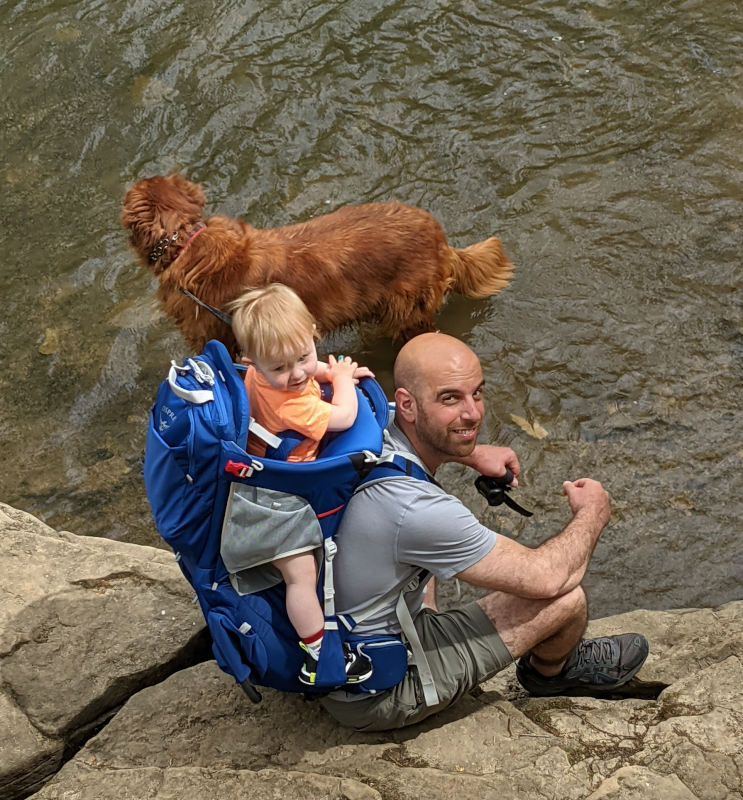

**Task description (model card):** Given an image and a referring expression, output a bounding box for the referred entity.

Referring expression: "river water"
[2,0,742,619]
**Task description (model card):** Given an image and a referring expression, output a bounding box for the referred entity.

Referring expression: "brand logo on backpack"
[158,405,177,433]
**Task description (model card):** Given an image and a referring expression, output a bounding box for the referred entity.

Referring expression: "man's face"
[413,354,485,460]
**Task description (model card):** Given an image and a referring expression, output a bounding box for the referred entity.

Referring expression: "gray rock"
[30,760,382,800]
[0,694,63,800]
[3,501,743,800]
[590,766,698,799]
[0,504,209,799]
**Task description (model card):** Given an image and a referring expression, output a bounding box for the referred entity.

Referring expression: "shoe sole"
[299,668,373,687]
[345,669,374,684]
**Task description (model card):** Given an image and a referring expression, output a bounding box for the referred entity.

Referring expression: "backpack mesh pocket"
[221,484,322,594]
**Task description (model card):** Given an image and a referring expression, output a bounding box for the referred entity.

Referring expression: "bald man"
[322,334,648,731]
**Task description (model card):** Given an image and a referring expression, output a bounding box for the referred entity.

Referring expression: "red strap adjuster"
[225,459,253,478]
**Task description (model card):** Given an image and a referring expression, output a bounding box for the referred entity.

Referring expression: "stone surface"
[3,501,743,800]
[31,761,382,800]
[590,766,699,799]
[0,694,63,800]
[0,504,209,800]
[33,650,743,800]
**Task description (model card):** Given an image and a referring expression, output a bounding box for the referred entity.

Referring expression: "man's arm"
[456,479,610,599]
[456,445,520,486]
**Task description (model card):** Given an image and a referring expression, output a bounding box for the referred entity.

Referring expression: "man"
[321,333,648,731]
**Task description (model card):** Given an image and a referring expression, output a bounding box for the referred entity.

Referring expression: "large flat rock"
[0,504,209,800]
[5,498,743,800]
[30,760,383,800]
[32,600,743,800]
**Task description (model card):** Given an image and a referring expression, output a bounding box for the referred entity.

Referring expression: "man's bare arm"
[455,445,520,486]
[456,479,610,599]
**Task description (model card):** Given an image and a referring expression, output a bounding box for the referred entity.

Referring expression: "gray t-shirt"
[332,421,496,638]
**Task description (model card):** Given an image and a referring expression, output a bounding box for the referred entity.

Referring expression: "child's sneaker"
[343,644,373,684]
[298,642,373,686]
[299,641,319,686]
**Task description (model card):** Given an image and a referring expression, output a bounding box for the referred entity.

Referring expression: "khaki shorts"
[321,601,513,731]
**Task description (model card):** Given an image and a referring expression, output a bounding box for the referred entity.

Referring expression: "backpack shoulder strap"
[349,448,442,709]
[355,451,442,493]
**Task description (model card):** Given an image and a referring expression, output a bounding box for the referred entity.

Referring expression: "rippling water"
[1,0,742,617]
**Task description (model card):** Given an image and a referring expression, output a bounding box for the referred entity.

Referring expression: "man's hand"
[562,479,611,529]
[458,445,520,487]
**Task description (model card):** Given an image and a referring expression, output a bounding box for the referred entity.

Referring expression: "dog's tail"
[445,237,513,298]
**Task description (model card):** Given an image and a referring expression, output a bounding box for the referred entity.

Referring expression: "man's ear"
[394,387,417,423]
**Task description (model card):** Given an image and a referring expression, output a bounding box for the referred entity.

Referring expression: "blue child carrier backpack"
[143,339,438,704]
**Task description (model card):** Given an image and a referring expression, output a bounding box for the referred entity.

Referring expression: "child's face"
[252,337,318,393]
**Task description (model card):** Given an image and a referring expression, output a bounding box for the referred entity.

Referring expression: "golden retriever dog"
[121,175,513,355]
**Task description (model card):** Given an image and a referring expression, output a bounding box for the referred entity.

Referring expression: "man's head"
[393,333,484,472]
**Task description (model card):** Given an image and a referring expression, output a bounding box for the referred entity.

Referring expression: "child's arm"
[325,355,360,431]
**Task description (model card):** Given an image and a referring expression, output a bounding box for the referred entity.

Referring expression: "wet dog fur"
[122,174,513,355]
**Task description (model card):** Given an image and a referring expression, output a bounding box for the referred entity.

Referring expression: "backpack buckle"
[225,459,264,478]
[324,539,338,561]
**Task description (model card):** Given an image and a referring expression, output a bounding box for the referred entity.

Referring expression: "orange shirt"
[244,367,333,462]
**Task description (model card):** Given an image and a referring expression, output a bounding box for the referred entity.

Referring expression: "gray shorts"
[321,601,513,731]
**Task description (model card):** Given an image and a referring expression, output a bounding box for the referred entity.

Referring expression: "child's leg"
[273,551,324,640]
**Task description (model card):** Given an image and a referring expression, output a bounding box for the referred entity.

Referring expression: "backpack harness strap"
[248,418,283,450]
[321,450,377,630]
[345,450,443,708]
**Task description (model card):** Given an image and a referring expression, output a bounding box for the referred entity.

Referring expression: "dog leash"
[178,287,234,327]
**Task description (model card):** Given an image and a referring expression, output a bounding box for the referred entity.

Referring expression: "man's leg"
[323,586,646,730]
[322,597,512,731]
[323,588,586,731]
[477,585,587,675]
[477,586,648,696]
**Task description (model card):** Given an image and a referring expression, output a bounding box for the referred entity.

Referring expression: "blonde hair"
[229,283,318,361]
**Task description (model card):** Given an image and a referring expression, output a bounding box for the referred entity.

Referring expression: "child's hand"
[325,354,359,383]
[352,365,375,384]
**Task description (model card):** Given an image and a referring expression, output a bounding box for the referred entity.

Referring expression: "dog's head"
[121,175,206,273]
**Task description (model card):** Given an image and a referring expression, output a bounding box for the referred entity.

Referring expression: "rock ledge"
[2,503,742,800]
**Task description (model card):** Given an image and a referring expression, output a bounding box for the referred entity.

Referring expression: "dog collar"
[173,222,207,259]
[150,222,207,273]
[149,231,178,264]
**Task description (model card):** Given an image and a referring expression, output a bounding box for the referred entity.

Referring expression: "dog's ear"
[166,174,206,212]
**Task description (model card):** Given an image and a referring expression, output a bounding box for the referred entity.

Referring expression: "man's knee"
[478,585,588,660]
[554,585,587,623]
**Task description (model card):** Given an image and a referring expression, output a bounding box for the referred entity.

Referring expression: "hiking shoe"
[297,642,374,686]
[343,644,373,684]
[298,642,318,686]
[516,634,649,697]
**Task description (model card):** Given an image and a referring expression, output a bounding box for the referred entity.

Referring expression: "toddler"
[230,283,374,686]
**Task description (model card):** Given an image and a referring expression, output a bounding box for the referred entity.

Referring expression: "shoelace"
[574,637,617,669]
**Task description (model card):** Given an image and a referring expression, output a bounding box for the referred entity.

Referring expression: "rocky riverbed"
[2,502,742,800]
